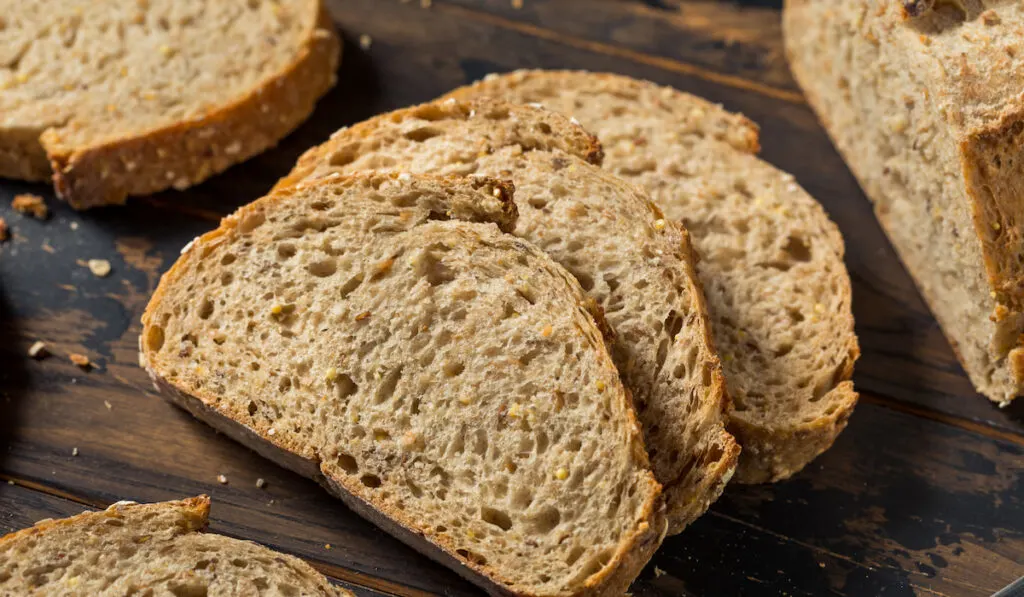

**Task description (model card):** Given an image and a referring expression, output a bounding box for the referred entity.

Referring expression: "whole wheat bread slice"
[0,0,340,208]
[784,0,1024,405]
[276,97,739,535]
[447,71,859,484]
[140,172,665,596]
[0,496,351,596]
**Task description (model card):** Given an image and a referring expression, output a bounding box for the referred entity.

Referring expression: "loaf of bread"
[0,496,351,596]
[0,0,340,208]
[277,97,739,535]
[784,0,1022,405]
[447,71,860,484]
[141,172,665,596]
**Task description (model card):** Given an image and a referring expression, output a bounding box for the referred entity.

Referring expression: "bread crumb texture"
[279,96,737,534]
[0,497,352,595]
[11,194,48,219]
[142,173,663,596]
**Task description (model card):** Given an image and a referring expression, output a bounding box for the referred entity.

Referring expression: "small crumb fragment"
[12,194,48,219]
[70,221,79,230]
[420,0,431,7]
[217,474,228,485]
[104,400,112,410]
[41,242,55,254]
[69,353,91,369]
[71,447,79,457]
[511,0,523,8]
[324,543,332,550]
[256,478,267,489]
[28,341,48,359]
[359,34,372,50]
[654,566,666,578]
[87,259,111,277]
[0,217,8,242]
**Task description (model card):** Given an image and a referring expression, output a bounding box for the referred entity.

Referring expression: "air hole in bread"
[277,243,296,259]
[360,474,382,488]
[247,401,258,416]
[374,368,402,404]
[782,235,812,262]
[481,507,513,531]
[198,298,214,320]
[220,253,236,266]
[532,505,560,534]
[239,212,265,234]
[306,258,337,277]
[220,271,233,286]
[565,545,586,566]
[146,325,165,351]
[328,146,357,167]
[334,374,358,399]
[456,549,487,566]
[787,307,805,323]
[404,127,442,143]
[278,377,291,393]
[418,251,455,285]
[775,343,793,358]
[527,196,548,210]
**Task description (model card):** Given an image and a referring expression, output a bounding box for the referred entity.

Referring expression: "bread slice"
[784,0,1024,405]
[141,172,665,596]
[0,496,351,596]
[447,71,859,484]
[276,98,739,535]
[0,0,340,208]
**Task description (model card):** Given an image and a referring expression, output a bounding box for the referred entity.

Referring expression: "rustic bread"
[0,0,340,208]
[0,496,351,596]
[784,0,1023,405]
[277,97,739,535]
[447,71,859,484]
[140,172,665,596]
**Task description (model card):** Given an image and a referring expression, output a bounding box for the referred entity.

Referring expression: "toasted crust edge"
[140,174,663,597]
[0,496,210,546]
[39,4,340,209]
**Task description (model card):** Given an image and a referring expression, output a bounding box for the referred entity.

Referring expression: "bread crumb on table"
[69,353,91,369]
[217,474,229,484]
[0,217,8,242]
[28,341,48,359]
[359,34,372,50]
[654,566,666,578]
[71,447,79,457]
[12,194,48,219]
[104,400,112,410]
[256,477,267,489]
[87,259,112,277]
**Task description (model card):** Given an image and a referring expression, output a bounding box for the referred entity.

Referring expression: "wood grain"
[0,1,1022,596]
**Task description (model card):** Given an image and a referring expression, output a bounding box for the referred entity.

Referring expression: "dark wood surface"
[0,1,1021,595]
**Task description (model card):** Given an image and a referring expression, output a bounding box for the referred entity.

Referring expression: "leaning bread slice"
[447,71,859,484]
[0,0,340,208]
[141,172,665,596]
[276,98,739,536]
[0,496,351,596]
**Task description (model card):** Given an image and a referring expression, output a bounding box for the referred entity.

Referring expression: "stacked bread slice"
[0,496,351,596]
[447,71,860,484]
[139,72,859,594]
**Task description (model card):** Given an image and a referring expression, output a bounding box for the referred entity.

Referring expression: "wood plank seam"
[859,393,1024,448]
[431,1,806,104]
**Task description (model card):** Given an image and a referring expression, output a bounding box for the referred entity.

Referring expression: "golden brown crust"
[0,496,211,547]
[41,5,340,209]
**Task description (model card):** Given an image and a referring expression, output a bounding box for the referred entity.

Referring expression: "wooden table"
[1,1,1022,595]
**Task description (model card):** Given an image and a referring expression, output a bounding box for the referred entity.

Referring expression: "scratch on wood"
[861,393,1024,447]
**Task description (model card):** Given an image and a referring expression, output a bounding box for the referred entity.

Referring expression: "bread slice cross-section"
[276,98,739,535]
[0,0,340,208]
[447,71,859,484]
[141,172,665,596]
[0,496,351,596]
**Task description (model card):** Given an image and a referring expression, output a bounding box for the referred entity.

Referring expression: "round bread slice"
[141,172,665,596]
[276,98,740,535]
[0,496,351,596]
[447,71,859,484]
[0,0,340,208]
